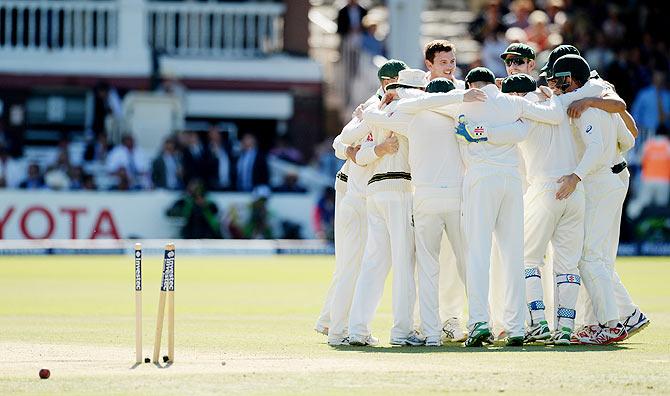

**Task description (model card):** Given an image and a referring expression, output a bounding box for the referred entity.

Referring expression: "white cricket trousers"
[348,191,416,339]
[579,169,637,325]
[438,234,467,324]
[523,181,585,330]
[327,194,368,339]
[580,172,627,325]
[463,168,526,337]
[413,187,464,339]
[316,189,346,330]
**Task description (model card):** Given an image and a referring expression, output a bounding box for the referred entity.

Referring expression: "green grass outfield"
[0,255,668,395]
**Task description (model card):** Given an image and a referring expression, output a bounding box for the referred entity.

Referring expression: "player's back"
[572,108,622,178]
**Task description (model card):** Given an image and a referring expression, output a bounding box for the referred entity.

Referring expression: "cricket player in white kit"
[549,55,635,344]
[315,60,407,343]
[338,67,421,347]
[362,76,490,345]
[447,67,566,347]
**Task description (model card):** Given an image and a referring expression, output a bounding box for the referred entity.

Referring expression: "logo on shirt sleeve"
[585,125,593,134]
[366,133,374,142]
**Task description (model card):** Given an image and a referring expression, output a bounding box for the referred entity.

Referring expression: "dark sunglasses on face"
[504,57,528,66]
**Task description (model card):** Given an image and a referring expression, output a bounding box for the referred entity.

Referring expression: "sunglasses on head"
[504,57,528,66]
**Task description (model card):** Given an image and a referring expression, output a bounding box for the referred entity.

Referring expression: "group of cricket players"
[315,39,651,347]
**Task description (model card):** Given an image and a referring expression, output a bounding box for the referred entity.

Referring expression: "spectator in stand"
[82,174,97,190]
[273,172,307,193]
[110,167,134,191]
[181,131,212,188]
[236,133,269,192]
[83,132,112,164]
[106,134,150,189]
[469,0,505,43]
[481,24,509,77]
[314,137,343,184]
[502,0,533,29]
[627,127,670,219]
[92,81,124,137]
[244,185,274,239]
[584,32,615,73]
[270,136,304,165]
[207,125,235,191]
[166,179,222,239]
[525,10,550,51]
[631,71,670,136]
[543,0,567,28]
[602,5,626,44]
[19,163,45,190]
[68,166,86,190]
[360,15,385,57]
[313,186,336,241]
[337,0,367,39]
[0,145,24,188]
[152,136,183,190]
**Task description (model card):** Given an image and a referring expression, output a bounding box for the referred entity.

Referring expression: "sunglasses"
[504,57,528,66]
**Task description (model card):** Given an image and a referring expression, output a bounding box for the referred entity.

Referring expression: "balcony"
[0,0,318,84]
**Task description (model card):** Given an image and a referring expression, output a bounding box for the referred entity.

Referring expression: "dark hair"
[424,40,456,63]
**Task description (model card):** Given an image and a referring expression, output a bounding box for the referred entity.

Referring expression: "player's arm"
[396,89,486,116]
[354,133,399,165]
[361,108,411,136]
[485,119,529,145]
[518,95,565,125]
[619,109,639,138]
[615,113,635,154]
[556,78,607,107]
[332,135,349,160]
[556,111,604,200]
[339,116,372,145]
[566,82,626,118]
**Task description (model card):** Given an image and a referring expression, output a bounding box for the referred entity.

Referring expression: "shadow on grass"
[329,341,630,354]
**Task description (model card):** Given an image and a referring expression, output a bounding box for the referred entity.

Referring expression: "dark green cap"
[551,54,591,83]
[377,59,408,81]
[540,45,580,77]
[500,43,536,60]
[465,67,496,86]
[501,74,537,94]
[426,78,456,93]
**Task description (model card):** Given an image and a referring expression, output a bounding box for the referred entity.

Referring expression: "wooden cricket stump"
[153,243,175,363]
[134,243,142,364]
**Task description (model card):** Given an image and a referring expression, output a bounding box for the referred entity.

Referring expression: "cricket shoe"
[425,336,442,347]
[506,336,524,346]
[524,320,551,343]
[314,324,329,336]
[622,309,650,339]
[390,331,426,346]
[579,323,627,345]
[544,327,572,346]
[442,317,466,342]
[464,322,493,347]
[348,334,379,347]
[327,336,350,346]
[570,324,600,344]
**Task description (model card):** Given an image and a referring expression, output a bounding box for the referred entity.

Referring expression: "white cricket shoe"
[442,317,466,342]
[425,336,442,347]
[622,309,650,339]
[390,331,426,346]
[348,334,379,347]
[579,323,627,345]
[327,336,350,346]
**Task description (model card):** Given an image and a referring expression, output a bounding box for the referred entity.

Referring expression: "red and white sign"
[0,190,316,240]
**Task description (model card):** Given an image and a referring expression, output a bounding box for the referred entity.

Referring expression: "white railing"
[0,0,117,52]
[146,2,285,57]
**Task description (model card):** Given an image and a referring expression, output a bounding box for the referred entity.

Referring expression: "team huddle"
[315,39,650,347]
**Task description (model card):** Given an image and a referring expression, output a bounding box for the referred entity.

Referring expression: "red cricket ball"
[39,369,50,379]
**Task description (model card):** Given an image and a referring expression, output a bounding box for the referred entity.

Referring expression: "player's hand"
[556,173,581,200]
[495,78,503,89]
[379,91,398,109]
[567,98,593,118]
[353,104,365,120]
[346,145,361,163]
[463,88,487,102]
[538,85,553,99]
[376,132,399,156]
